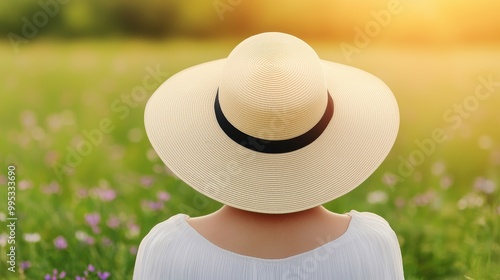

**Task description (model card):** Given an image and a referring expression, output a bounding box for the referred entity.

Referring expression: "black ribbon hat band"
[214,89,334,154]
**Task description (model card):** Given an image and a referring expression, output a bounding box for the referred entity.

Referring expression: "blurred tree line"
[0,0,221,39]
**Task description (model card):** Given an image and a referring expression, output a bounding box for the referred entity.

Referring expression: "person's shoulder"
[348,210,398,242]
[350,210,391,225]
[134,214,193,278]
[137,214,188,249]
[346,211,404,278]
[349,210,389,225]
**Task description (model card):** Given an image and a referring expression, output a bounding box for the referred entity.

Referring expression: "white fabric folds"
[133,210,404,280]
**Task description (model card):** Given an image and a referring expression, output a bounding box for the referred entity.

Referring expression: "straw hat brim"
[144,59,399,214]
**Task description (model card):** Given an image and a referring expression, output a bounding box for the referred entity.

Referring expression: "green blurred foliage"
[0,0,217,39]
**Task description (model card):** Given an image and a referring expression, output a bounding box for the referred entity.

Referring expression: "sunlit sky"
[205,0,500,43]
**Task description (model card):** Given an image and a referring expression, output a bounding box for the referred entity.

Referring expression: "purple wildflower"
[413,191,437,206]
[18,180,33,190]
[20,261,31,270]
[0,233,7,247]
[381,172,398,187]
[157,191,171,201]
[139,176,154,187]
[394,197,405,208]
[106,215,120,229]
[146,149,159,161]
[85,213,101,233]
[76,188,89,199]
[149,201,164,211]
[141,200,164,211]
[101,237,112,246]
[42,181,61,194]
[126,223,140,238]
[53,236,67,250]
[97,271,111,280]
[473,177,496,194]
[85,236,95,245]
[44,269,66,279]
[130,246,138,255]
[93,187,116,202]
[88,264,95,272]
[44,150,59,166]
[440,176,453,189]
[85,213,100,227]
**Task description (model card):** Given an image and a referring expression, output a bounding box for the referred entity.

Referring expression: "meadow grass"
[0,39,499,279]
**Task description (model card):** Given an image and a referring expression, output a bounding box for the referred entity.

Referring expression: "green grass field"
[0,39,499,279]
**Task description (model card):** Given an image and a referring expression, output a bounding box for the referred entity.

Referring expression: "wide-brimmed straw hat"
[144,32,399,214]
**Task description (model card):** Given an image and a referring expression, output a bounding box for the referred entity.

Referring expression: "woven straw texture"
[144,33,399,214]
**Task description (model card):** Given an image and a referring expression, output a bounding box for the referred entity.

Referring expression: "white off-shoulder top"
[133,210,404,279]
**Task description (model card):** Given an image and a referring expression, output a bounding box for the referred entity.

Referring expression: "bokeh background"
[1,0,499,279]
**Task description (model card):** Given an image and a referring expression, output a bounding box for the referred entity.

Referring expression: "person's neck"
[214,205,331,224]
